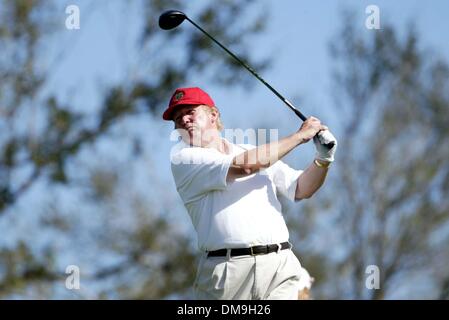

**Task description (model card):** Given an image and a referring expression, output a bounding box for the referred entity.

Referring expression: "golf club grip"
[286,100,334,148]
[294,109,307,121]
[300,113,336,149]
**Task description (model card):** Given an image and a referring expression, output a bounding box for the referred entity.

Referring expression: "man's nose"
[181,114,192,125]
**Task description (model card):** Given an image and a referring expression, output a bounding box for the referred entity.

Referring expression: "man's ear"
[210,109,218,123]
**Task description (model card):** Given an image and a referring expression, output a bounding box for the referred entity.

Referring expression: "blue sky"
[45,0,449,140]
[26,0,449,233]
[46,0,449,121]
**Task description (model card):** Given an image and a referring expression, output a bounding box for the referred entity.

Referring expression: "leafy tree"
[286,13,449,299]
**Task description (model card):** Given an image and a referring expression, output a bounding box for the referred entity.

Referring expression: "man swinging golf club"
[164,87,337,299]
[160,9,337,300]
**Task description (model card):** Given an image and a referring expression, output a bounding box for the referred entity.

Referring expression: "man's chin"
[181,135,201,147]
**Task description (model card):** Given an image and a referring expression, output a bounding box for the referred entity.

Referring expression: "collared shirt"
[170,140,303,251]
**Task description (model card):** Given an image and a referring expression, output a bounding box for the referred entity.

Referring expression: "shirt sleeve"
[269,160,303,202]
[170,146,234,205]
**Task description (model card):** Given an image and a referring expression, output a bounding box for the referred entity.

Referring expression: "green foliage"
[0,241,58,298]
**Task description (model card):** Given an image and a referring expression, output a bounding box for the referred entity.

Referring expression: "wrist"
[314,158,331,168]
[294,132,306,145]
[315,150,335,163]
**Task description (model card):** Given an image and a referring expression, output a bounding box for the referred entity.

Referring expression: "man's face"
[173,105,218,146]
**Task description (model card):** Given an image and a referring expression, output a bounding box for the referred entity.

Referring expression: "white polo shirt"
[170,140,303,251]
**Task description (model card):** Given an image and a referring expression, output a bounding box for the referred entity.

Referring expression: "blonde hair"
[202,105,224,131]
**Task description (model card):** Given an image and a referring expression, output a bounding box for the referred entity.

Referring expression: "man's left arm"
[295,130,337,201]
[295,159,330,200]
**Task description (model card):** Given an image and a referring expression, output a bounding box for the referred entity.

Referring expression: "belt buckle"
[276,243,282,253]
[250,246,264,256]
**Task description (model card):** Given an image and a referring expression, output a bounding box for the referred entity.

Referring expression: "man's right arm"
[227,117,327,182]
[227,133,303,179]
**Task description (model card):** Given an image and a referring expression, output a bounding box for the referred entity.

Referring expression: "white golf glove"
[313,130,338,163]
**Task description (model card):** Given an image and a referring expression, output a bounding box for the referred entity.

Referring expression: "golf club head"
[159,10,187,30]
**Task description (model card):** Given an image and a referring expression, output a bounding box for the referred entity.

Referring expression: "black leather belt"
[207,242,292,258]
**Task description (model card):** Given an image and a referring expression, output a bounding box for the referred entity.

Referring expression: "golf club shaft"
[186,17,307,121]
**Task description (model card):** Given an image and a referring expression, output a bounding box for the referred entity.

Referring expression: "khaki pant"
[193,248,303,300]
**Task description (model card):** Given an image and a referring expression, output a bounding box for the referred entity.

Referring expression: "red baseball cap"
[162,87,216,121]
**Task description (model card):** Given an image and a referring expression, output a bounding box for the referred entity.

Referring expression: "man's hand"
[293,117,336,200]
[313,130,337,163]
[297,117,328,143]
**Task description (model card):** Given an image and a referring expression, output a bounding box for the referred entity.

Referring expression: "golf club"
[159,10,335,148]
